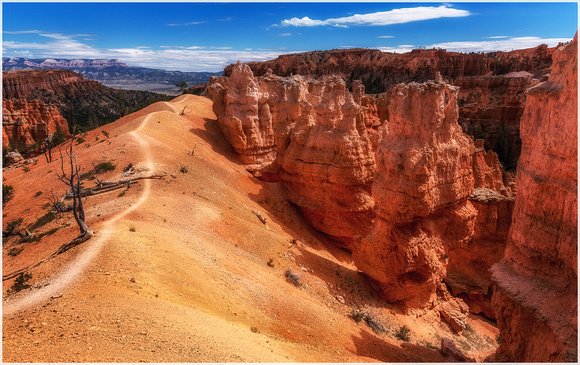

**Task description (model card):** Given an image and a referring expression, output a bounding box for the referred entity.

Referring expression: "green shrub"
[3,184,14,205]
[9,272,32,293]
[395,325,411,342]
[22,166,30,173]
[76,137,85,144]
[351,309,386,334]
[29,211,56,230]
[34,191,43,197]
[94,162,116,174]
[102,130,110,138]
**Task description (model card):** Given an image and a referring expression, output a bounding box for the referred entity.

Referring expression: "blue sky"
[2,2,578,72]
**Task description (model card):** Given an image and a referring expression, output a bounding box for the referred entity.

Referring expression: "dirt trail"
[3,113,156,315]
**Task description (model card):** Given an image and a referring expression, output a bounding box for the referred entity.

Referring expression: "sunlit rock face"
[2,98,70,153]
[353,79,475,332]
[209,62,375,248]
[491,34,578,362]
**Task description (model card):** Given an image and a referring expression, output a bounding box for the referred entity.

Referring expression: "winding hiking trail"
[3,113,156,316]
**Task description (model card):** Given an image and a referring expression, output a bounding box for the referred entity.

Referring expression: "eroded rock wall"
[353,79,476,328]
[2,99,70,151]
[491,35,578,362]
[209,62,375,246]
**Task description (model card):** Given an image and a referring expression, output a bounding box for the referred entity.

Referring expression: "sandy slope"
[2,95,498,362]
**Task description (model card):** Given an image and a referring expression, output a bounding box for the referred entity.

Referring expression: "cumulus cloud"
[429,36,571,53]
[280,5,470,27]
[377,36,572,54]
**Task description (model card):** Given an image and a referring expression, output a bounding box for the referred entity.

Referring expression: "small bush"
[10,272,32,293]
[29,211,56,230]
[3,184,14,205]
[23,166,30,173]
[118,191,126,198]
[129,227,136,232]
[94,162,116,174]
[34,191,43,197]
[80,171,95,180]
[76,137,85,144]
[495,335,501,345]
[180,166,188,173]
[395,325,411,342]
[284,269,301,286]
[351,309,385,334]
[267,258,275,267]
[102,130,110,138]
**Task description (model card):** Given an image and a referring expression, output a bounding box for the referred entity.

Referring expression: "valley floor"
[2,95,498,362]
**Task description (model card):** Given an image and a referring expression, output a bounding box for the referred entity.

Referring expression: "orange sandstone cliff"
[2,99,70,151]
[209,62,375,247]
[491,35,578,362]
[353,79,475,331]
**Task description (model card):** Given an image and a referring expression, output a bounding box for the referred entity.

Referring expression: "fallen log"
[62,174,164,199]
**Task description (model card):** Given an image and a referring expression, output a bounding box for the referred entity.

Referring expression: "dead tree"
[55,136,93,249]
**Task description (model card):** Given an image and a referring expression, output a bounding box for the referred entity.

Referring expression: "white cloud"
[280,33,293,37]
[486,36,510,39]
[429,36,571,53]
[279,5,470,27]
[166,21,206,26]
[377,35,395,39]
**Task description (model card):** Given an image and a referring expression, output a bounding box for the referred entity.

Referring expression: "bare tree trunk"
[56,134,93,243]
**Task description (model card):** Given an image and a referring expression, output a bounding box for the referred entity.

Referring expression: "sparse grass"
[118,191,126,197]
[351,309,386,334]
[496,335,501,345]
[76,137,85,144]
[9,272,32,293]
[34,191,43,197]
[22,166,30,173]
[29,211,56,231]
[94,162,116,174]
[284,269,301,287]
[425,343,437,350]
[102,130,110,138]
[395,325,411,341]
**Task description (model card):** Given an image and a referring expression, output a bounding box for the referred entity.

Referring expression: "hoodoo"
[209,62,376,248]
[491,34,578,362]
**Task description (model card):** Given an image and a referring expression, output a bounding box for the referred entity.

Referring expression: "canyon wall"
[211,63,516,324]
[2,99,70,151]
[491,35,577,362]
[2,69,169,130]
[209,63,375,247]
[225,46,554,93]
[226,44,561,168]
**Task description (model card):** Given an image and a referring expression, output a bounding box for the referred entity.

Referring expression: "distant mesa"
[2,57,222,95]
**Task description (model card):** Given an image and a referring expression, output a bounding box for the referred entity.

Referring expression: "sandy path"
[3,113,157,316]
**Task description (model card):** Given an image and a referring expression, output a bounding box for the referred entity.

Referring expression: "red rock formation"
[2,69,89,99]
[3,69,169,129]
[443,140,515,319]
[456,73,536,168]
[491,35,577,362]
[2,99,70,151]
[353,79,475,329]
[209,63,375,246]
[226,45,554,94]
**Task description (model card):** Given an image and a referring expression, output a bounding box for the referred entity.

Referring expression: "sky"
[2,1,578,72]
